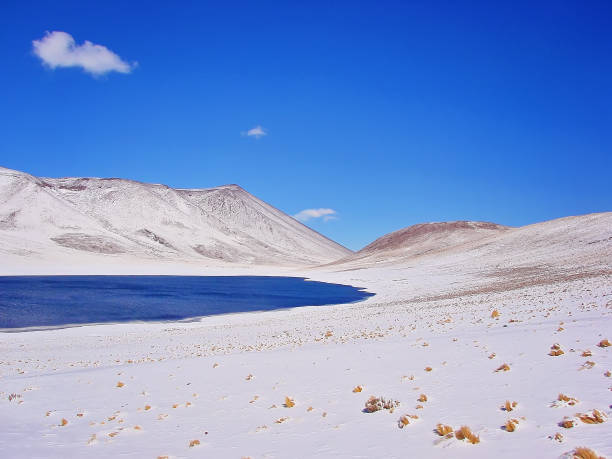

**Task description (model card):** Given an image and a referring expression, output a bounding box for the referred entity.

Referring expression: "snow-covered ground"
[1,260,611,458]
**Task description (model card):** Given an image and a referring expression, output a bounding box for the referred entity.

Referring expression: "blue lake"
[0,276,374,330]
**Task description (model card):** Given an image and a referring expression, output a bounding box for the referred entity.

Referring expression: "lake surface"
[0,276,374,330]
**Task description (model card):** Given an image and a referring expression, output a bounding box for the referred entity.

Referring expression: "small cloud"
[242,125,267,139]
[293,208,338,223]
[32,31,136,76]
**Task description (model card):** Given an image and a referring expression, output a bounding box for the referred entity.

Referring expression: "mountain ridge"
[0,166,351,267]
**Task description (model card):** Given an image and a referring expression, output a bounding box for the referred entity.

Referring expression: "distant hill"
[327,214,612,274]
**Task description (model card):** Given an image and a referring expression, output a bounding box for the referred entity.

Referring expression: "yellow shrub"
[435,424,453,436]
[504,419,519,432]
[578,409,606,424]
[573,447,601,459]
[455,426,480,444]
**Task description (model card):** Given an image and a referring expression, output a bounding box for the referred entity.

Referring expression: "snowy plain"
[0,167,611,458]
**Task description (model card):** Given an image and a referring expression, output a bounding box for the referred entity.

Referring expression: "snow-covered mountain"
[0,167,351,267]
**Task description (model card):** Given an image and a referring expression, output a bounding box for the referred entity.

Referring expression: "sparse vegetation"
[352,385,363,393]
[578,409,606,424]
[397,414,418,428]
[491,309,500,318]
[549,344,564,356]
[496,363,510,372]
[435,424,453,436]
[502,400,517,411]
[284,397,295,408]
[504,418,519,432]
[560,418,576,428]
[364,396,400,413]
[573,447,602,459]
[455,426,480,444]
[554,393,579,407]
[598,339,611,348]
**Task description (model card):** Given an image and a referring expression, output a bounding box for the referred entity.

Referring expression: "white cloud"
[242,125,267,139]
[32,31,136,76]
[293,208,338,223]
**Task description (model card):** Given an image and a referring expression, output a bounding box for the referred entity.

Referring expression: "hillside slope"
[0,167,351,268]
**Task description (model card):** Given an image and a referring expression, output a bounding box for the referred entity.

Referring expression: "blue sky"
[1,1,610,250]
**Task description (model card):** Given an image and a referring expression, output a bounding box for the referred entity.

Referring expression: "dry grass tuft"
[455,425,480,444]
[60,418,68,426]
[582,361,596,370]
[284,397,295,408]
[418,394,428,403]
[578,409,606,424]
[364,396,399,413]
[598,339,611,348]
[503,400,517,411]
[561,418,576,428]
[504,418,519,432]
[435,424,453,436]
[189,439,200,447]
[605,370,611,377]
[488,353,496,359]
[144,405,151,411]
[573,447,602,459]
[116,381,125,388]
[549,344,565,356]
[424,366,433,372]
[496,363,510,372]
[275,417,288,424]
[557,393,579,406]
[551,432,564,442]
[352,385,363,393]
[582,350,592,357]
[491,309,500,318]
[397,414,419,427]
